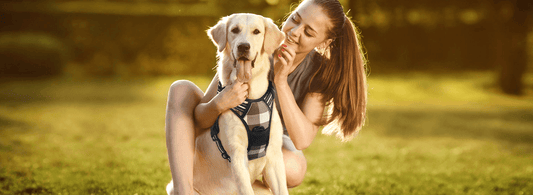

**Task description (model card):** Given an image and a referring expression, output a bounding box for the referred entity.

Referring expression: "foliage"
[0,32,67,78]
[1,0,532,77]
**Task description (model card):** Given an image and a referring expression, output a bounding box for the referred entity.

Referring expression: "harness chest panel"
[210,81,276,162]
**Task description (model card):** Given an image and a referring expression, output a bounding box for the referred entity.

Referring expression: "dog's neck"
[246,57,270,99]
[218,51,270,100]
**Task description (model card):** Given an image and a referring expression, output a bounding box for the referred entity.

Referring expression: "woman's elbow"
[192,106,210,129]
[193,112,213,130]
[195,120,214,130]
[292,126,318,150]
[293,139,311,150]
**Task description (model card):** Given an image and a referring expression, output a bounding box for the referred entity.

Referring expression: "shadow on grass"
[0,92,143,107]
[0,115,32,153]
[369,108,533,144]
[0,78,150,107]
[0,115,28,129]
[0,166,53,195]
[15,186,52,195]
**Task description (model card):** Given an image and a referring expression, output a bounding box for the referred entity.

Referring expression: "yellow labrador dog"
[167,13,287,195]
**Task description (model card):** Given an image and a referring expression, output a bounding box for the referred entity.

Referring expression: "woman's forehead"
[294,1,332,35]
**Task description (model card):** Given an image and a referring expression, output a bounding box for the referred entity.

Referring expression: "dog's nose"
[237,43,250,53]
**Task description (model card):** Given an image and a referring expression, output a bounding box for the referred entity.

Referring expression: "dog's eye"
[253,29,261,35]
[231,27,240,34]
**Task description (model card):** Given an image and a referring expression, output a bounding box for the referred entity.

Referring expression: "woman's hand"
[273,44,297,84]
[212,81,249,112]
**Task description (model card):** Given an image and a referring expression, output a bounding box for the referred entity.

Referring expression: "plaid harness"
[211,81,276,162]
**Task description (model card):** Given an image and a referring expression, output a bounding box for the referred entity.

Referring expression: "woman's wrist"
[211,95,226,114]
[274,75,289,87]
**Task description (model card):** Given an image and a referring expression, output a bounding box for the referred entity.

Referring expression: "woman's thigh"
[282,135,307,188]
[165,80,205,194]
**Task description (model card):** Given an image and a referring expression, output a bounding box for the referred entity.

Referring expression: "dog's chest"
[234,99,272,131]
[212,81,276,161]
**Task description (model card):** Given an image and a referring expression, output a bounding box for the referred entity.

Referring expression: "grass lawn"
[1,71,532,194]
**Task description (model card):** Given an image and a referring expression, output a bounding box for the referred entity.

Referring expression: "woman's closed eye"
[291,15,314,37]
[304,29,314,37]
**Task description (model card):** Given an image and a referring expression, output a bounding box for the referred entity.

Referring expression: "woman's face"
[281,1,332,54]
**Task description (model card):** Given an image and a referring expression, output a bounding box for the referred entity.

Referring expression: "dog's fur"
[166,13,287,195]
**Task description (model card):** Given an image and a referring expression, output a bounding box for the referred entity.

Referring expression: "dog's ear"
[262,17,285,54]
[208,16,229,52]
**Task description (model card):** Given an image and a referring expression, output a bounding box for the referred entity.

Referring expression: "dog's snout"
[237,43,250,53]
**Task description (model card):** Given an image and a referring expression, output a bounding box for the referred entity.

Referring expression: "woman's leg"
[165,80,204,195]
[282,135,307,188]
[255,137,307,191]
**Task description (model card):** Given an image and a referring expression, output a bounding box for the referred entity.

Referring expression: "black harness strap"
[210,81,276,162]
[210,119,232,162]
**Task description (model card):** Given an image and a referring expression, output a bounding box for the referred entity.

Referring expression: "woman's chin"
[282,41,298,50]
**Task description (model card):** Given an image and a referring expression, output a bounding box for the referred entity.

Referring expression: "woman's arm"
[275,82,325,150]
[192,74,222,131]
[193,73,249,132]
[275,46,326,150]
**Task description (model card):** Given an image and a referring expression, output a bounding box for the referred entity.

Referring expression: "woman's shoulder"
[303,50,324,76]
[308,49,324,66]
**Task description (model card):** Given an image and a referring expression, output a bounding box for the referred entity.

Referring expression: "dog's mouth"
[232,52,258,83]
[234,52,258,68]
[238,56,250,61]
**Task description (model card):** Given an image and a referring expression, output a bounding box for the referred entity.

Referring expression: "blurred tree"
[0,33,67,78]
[2,0,531,78]
[491,0,532,95]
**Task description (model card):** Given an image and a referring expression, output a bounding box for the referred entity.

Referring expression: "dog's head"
[208,13,284,83]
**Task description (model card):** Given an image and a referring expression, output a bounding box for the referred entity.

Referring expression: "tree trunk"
[496,0,532,95]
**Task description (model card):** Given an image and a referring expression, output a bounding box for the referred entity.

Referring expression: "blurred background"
[1,0,532,194]
[1,0,532,92]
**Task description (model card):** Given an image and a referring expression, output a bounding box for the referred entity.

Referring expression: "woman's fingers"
[238,82,249,100]
[280,49,293,64]
[277,53,287,66]
[275,48,290,79]
[217,81,249,110]
[282,44,296,58]
[235,82,249,101]
[278,45,296,69]
[241,81,249,92]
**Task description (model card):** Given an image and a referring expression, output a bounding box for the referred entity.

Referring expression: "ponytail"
[309,15,368,141]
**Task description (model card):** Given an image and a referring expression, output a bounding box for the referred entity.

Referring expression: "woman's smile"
[286,36,297,45]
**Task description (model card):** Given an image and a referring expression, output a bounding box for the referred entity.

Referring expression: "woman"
[165,0,367,194]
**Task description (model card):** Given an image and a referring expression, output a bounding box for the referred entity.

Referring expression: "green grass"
[1,72,532,194]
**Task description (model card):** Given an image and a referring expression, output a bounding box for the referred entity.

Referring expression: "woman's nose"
[289,25,302,38]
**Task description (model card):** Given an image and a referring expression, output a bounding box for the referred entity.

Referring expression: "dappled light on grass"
[0,72,532,194]
[368,71,533,110]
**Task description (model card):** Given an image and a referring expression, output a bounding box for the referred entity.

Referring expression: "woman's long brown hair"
[308,0,368,141]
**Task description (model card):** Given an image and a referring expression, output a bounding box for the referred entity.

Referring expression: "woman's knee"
[283,149,307,188]
[167,80,203,111]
